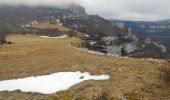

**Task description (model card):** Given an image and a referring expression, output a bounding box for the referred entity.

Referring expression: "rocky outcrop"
[70,41,167,63]
[123,42,138,53]
[153,42,167,53]
[102,36,118,45]
[66,3,87,16]
[106,45,122,55]
[111,20,170,56]
[104,42,138,56]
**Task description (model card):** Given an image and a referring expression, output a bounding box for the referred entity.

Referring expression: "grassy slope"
[32,24,70,32]
[32,23,85,38]
[0,34,170,100]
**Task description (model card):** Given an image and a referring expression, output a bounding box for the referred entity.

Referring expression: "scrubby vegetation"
[0,33,6,45]
[35,28,64,37]
[160,60,170,82]
[68,30,77,37]
[31,23,85,38]
[32,23,70,32]
[0,29,6,45]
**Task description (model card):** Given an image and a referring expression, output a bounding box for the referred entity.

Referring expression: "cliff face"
[66,3,87,16]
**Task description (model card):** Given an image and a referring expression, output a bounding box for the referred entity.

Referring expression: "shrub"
[0,31,6,45]
[68,30,77,37]
[160,60,170,82]
[96,91,109,100]
[35,28,63,37]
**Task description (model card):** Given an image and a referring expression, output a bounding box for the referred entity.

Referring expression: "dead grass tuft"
[160,60,170,82]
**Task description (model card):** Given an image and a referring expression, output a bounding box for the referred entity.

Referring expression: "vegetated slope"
[0,4,86,32]
[61,15,122,36]
[0,4,167,58]
[32,24,70,32]
[0,4,136,37]
[0,34,169,100]
[31,23,85,38]
[0,5,123,37]
[28,21,166,59]
[111,20,170,58]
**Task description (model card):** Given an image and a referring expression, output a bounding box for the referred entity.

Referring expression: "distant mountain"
[156,19,170,23]
[0,4,126,37]
[0,4,87,32]
[110,19,170,37]
[67,3,87,16]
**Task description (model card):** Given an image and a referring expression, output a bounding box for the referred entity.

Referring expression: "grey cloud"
[0,0,169,21]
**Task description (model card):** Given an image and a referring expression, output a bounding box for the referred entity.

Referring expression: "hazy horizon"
[0,0,169,21]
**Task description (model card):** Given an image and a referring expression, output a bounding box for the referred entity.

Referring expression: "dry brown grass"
[32,23,70,32]
[32,23,85,38]
[0,34,170,100]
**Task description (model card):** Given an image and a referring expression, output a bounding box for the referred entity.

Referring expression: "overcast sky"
[0,0,170,21]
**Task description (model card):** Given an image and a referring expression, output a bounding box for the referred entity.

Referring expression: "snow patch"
[0,72,110,94]
[39,35,67,39]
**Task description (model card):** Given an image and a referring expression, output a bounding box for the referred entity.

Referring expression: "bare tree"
[0,29,6,45]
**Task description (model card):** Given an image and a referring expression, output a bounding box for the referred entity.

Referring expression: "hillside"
[0,4,86,32]
[0,5,123,37]
[0,34,169,100]
[0,4,166,58]
[111,20,170,58]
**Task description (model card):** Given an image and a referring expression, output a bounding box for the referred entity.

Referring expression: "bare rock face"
[153,42,167,53]
[102,36,118,45]
[106,45,122,55]
[105,42,138,56]
[66,3,87,16]
[123,42,138,54]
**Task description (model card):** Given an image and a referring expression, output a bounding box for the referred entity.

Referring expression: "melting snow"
[0,71,110,94]
[39,35,67,39]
